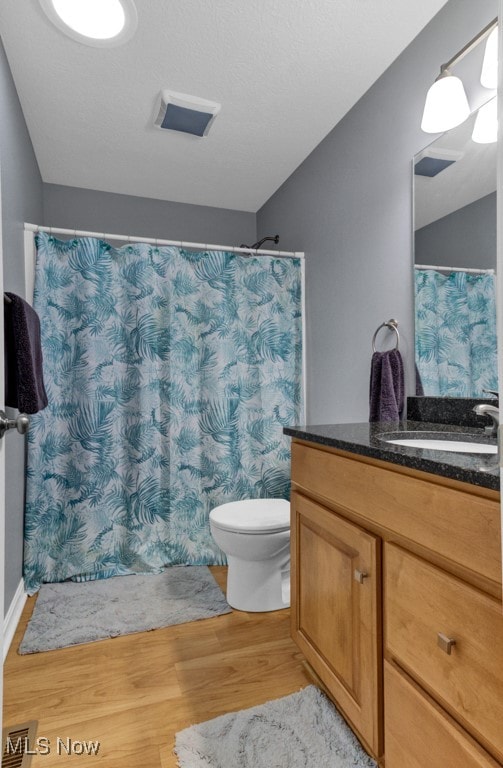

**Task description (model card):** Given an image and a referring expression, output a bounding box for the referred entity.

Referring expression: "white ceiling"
[0,0,450,212]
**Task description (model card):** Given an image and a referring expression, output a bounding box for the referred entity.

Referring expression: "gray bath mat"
[174,685,377,768]
[20,566,231,654]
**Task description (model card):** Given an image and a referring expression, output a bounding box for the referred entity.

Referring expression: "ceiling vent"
[154,91,221,138]
[414,147,462,178]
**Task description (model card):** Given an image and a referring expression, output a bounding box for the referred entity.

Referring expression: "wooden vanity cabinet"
[385,543,503,762]
[289,438,502,767]
[384,661,501,768]
[290,491,381,756]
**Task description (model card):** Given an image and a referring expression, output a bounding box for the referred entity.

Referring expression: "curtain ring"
[372,320,399,352]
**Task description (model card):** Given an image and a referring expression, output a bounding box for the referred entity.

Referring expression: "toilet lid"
[209,499,290,534]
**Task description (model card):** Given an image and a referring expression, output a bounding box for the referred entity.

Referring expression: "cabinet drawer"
[385,661,500,768]
[385,544,503,761]
[291,441,501,586]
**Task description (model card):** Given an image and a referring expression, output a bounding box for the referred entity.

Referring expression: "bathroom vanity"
[285,421,502,767]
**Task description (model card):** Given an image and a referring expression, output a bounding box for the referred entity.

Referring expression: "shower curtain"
[414,269,497,397]
[24,233,302,593]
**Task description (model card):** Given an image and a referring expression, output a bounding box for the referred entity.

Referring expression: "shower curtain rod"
[24,221,308,422]
[415,264,495,275]
[24,223,304,260]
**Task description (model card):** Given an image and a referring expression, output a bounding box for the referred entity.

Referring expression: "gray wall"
[415,192,496,270]
[0,0,498,611]
[257,0,497,424]
[0,36,44,613]
[1,62,256,616]
[43,184,256,246]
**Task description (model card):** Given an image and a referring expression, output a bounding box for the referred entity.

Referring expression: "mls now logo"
[5,734,101,756]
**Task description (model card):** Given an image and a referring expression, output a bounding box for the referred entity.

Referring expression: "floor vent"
[2,721,38,768]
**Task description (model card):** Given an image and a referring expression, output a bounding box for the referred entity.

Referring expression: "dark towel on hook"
[4,292,48,414]
[369,349,404,422]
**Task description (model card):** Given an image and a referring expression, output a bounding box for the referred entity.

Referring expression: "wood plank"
[3,567,311,767]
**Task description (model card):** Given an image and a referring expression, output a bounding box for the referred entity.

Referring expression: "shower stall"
[22,224,305,593]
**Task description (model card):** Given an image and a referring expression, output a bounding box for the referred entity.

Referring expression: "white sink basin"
[385,437,497,454]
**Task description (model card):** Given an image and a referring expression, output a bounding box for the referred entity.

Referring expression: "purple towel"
[369,349,404,422]
[4,292,48,414]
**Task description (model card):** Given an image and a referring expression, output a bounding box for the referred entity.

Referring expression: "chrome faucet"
[473,403,500,436]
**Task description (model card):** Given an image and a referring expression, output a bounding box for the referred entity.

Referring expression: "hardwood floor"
[3,567,310,767]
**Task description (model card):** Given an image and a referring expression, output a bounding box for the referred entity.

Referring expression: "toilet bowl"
[209,499,290,612]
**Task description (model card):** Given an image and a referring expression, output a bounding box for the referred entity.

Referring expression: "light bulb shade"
[421,73,470,133]
[472,98,498,143]
[51,0,124,38]
[39,0,137,47]
[481,27,498,89]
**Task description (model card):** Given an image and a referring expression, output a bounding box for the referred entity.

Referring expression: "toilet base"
[226,555,290,612]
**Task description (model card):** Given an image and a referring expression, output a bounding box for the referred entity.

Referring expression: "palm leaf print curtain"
[24,233,302,593]
[415,269,497,397]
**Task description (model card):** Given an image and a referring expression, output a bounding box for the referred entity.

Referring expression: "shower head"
[240,235,280,251]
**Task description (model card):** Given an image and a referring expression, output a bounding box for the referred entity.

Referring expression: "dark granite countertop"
[284,421,500,491]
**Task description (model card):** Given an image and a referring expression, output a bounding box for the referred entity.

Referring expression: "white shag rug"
[20,566,231,654]
[174,685,377,768]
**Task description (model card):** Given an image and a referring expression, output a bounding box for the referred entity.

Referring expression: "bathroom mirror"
[413,99,498,397]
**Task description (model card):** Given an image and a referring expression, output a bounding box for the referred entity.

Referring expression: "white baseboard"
[3,579,27,661]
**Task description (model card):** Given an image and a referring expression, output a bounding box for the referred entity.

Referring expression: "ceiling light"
[481,27,498,89]
[39,0,137,47]
[472,97,498,143]
[421,71,470,134]
[421,17,497,134]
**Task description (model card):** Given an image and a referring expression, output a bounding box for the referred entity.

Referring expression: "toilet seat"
[209,499,290,534]
[209,497,291,611]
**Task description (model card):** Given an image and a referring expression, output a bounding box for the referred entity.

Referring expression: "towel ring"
[372,319,399,352]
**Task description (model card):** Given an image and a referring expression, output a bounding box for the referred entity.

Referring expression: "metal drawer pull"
[354,569,369,584]
[437,632,456,655]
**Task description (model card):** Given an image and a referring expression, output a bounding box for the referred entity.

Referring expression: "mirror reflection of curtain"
[415,269,498,397]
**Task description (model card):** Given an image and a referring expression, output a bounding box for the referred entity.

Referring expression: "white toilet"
[209,498,291,612]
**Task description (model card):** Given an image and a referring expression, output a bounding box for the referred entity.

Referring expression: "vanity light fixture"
[39,0,138,47]
[421,71,470,134]
[421,17,498,134]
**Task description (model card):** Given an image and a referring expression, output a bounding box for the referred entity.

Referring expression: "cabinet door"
[290,491,382,757]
